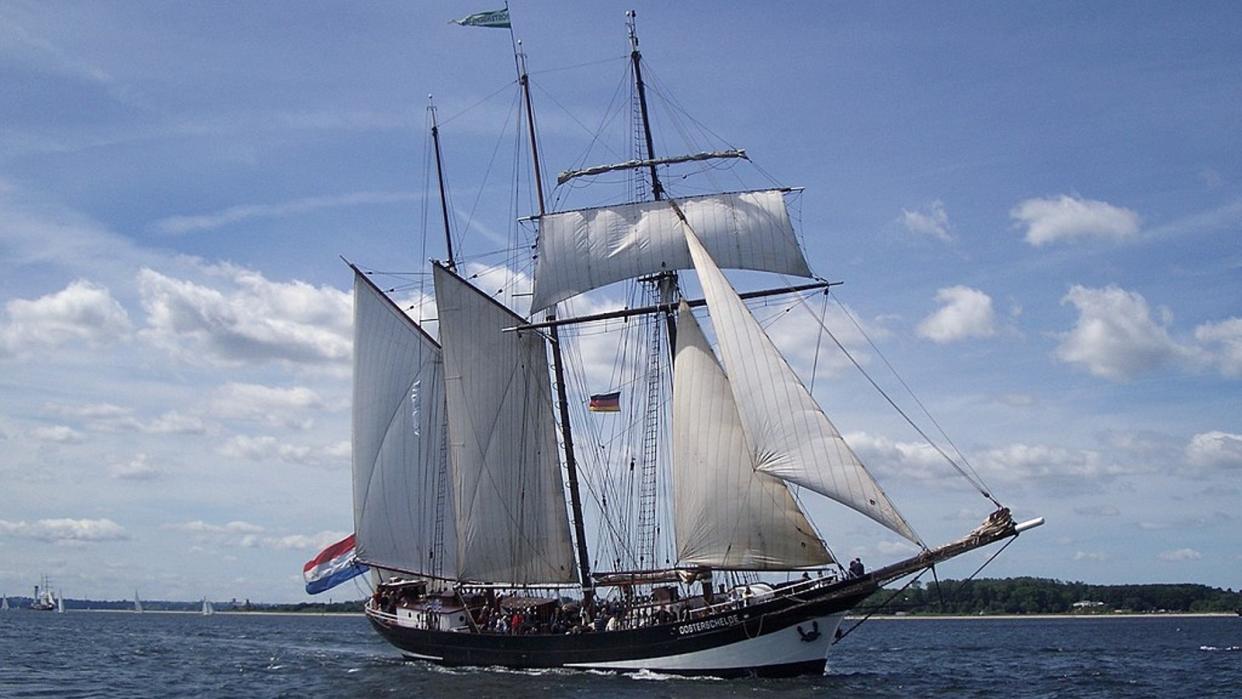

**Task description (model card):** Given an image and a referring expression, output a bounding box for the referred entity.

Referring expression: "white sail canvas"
[672,302,832,568]
[434,265,577,584]
[351,270,457,579]
[681,222,921,545]
[531,189,811,312]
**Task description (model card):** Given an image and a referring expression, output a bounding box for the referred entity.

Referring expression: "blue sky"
[1,1,1239,602]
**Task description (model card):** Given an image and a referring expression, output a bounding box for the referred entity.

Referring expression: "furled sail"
[672,301,832,568]
[351,269,456,578]
[432,264,578,584]
[681,223,922,545]
[531,189,811,312]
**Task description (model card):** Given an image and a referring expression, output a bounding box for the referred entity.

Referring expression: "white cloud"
[876,540,919,556]
[137,265,350,367]
[917,286,996,343]
[109,453,160,480]
[218,434,345,469]
[166,520,265,535]
[973,443,1125,484]
[1056,285,1198,380]
[44,403,206,435]
[1185,431,1242,470]
[845,431,948,481]
[1194,317,1242,377]
[900,200,952,242]
[0,279,131,357]
[253,530,349,551]
[163,520,341,552]
[0,517,127,543]
[1073,551,1109,561]
[152,191,418,235]
[1157,548,1202,562]
[210,383,327,429]
[31,424,86,443]
[1011,195,1140,246]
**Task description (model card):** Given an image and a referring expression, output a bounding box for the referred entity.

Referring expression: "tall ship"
[30,576,58,612]
[340,8,1043,677]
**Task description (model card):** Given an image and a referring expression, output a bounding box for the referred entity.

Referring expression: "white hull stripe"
[565,613,844,672]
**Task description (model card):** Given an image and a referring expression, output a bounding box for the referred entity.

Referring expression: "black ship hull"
[367,579,875,677]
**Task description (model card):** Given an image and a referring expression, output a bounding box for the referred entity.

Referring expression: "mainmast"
[628,9,676,570]
[516,40,594,610]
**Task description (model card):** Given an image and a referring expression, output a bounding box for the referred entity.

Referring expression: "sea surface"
[1,611,1238,698]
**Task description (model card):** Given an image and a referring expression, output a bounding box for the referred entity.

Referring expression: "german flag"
[588,391,621,413]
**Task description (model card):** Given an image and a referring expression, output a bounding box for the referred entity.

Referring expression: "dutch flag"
[303,533,368,595]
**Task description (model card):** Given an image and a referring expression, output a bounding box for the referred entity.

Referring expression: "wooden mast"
[428,96,456,271]
[516,44,595,612]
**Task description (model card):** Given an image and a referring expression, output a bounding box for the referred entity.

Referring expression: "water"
[1,612,1238,697]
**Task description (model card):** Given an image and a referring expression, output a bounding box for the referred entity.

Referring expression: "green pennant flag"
[449,7,511,29]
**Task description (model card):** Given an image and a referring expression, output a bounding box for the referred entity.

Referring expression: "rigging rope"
[790,290,1002,508]
[830,294,998,501]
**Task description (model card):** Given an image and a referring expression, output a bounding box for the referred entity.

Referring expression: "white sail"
[672,302,832,569]
[351,270,457,579]
[134,591,143,613]
[1,596,8,611]
[531,189,811,312]
[433,265,577,584]
[681,222,921,544]
[56,594,64,614]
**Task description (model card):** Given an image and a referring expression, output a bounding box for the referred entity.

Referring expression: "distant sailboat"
[201,598,214,616]
[134,591,144,613]
[1,595,9,611]
[56,593,64,614]
[30,576,57,611]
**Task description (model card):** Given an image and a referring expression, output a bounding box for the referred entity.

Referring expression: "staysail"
[351,269,456,578]
[530,189,811,312]
[672,301,832,568]
[433,264,577,584]
[681,221,922,545]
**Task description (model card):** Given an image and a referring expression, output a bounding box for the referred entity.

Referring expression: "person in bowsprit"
[848,558,865,578]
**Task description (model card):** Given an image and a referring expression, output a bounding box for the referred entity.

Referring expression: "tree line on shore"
[862,577,1242,615]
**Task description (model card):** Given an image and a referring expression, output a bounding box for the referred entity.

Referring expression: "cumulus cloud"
[109,453,160,480]
[137,265,350,367]
[900,200,952,242]
[973,443,1126,485]
[917,286,996,343]
[0,279,131,357]
[163,520,342,551]
[845,431,948,481]
[252,530,350,551]
[0,517,127,543]
[1073,551,1109,561]
[218,434,345,469]
[31,424,86,443]
[1011,195,1140,246]
[1194,317,1242,377]
[210,383,327,429]
[1185,431,1242,469]
[1157,548,1202,562]
[44,402,206,435]
[1056,285,1199,380]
